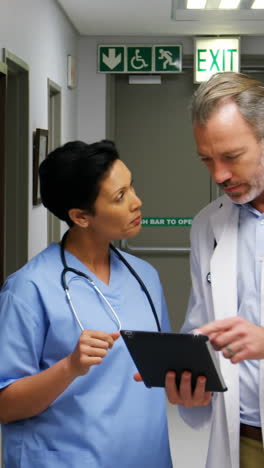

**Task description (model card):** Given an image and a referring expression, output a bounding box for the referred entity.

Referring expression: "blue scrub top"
[0,244,172,468]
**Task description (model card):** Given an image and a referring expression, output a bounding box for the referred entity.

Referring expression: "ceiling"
[57,0,264,36]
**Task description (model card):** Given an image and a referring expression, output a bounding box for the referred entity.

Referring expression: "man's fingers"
[198,317,240,337]
[192,377,211,405]
[165,371,180,404]
[198,322,226,336]
[179,372,192,398]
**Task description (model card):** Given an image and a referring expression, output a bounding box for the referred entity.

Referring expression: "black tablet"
[121,330,227,392]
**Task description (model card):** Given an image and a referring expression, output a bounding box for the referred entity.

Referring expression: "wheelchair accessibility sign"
[98,45,182,73]
[127,47,152,72]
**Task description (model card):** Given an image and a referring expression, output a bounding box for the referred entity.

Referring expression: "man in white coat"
[165,72,264,468]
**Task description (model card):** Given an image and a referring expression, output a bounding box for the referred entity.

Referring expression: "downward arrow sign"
[102,49,122,70]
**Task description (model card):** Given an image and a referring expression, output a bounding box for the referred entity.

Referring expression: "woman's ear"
[68,208,89,228]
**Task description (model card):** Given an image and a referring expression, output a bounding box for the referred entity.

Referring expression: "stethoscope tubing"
[60,231,161,332]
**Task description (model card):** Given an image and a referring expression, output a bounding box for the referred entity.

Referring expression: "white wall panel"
[0,0,78,259]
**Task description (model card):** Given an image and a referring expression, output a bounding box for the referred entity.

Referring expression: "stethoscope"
[60,231,161,332]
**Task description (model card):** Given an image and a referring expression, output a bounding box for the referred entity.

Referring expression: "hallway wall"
[0,0,78,259]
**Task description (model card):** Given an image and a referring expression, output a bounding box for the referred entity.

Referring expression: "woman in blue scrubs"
[0,140,172,468]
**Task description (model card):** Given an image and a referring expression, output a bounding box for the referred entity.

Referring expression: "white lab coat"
[179,194,264,468]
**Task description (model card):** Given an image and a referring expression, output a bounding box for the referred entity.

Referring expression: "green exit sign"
[98,45,182,74]
[194,37,240,83]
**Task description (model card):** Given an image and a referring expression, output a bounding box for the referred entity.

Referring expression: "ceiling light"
[187,0,206,8]
[219,0,240,8]
[171,0,264,19]
[251,0,264,8]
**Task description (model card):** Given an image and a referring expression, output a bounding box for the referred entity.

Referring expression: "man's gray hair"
[192,72,264,140]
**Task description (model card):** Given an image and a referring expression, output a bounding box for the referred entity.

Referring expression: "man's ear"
[68,208,89,228]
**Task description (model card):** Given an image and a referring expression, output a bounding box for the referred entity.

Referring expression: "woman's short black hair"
[39,139,120,226]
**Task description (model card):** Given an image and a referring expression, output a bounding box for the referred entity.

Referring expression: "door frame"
[0,60,7,468]
[3,49,29,278]
[47,78,62,244]
[0,61,7,286]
